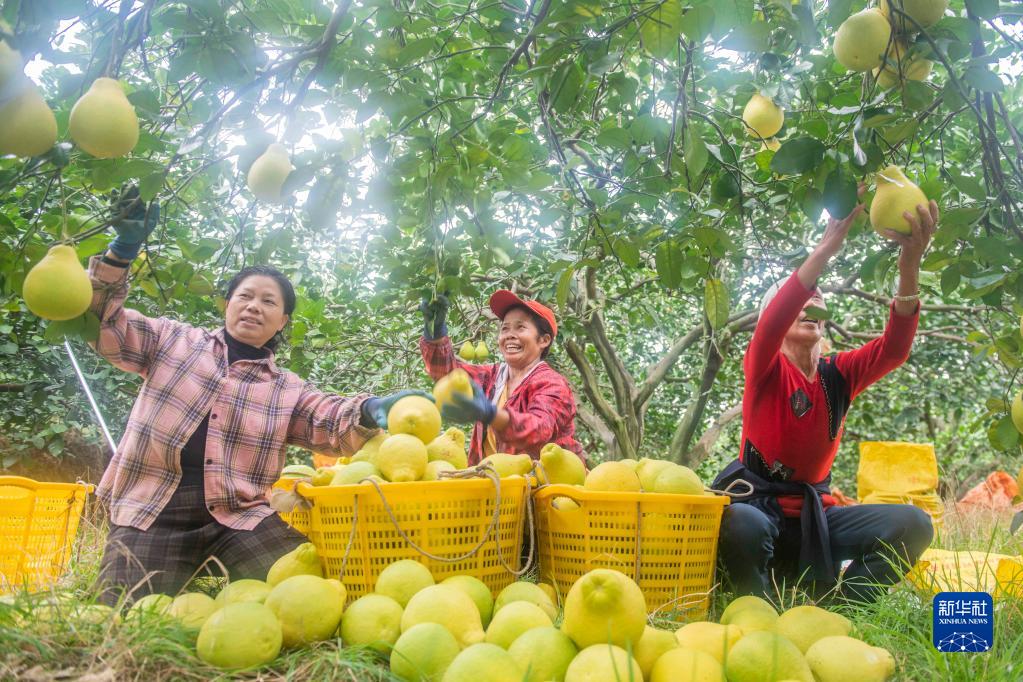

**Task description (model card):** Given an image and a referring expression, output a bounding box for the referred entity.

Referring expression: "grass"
[1,501,1021,681]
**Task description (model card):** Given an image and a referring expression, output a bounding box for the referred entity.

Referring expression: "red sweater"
[742,271,919,517]
[420,336,584,464]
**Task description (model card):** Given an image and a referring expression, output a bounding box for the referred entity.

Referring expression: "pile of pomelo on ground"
[103,541,895,680]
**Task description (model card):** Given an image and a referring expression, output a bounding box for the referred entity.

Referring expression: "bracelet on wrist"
[893,293,919,302]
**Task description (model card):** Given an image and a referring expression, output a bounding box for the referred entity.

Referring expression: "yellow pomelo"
[742,94,784,139]
[22,245,92,321]
[69,77,139,158]
[426,430,468,469]
[331,460,381,485]
[870,165,929,235]
[561,569,646,649]
[311,467,336,486]
[675,621,744,664]
[266,542,322,586]
[423,460,457,481]
[168,592,217,632]
[634,625,679,679]
[537,582,559,606]
[264,574,345,647]
[391,622,462,681]
[484,600,552,649]
[833,8,892,72]
[361,431,388,455]
[551,495,581,511]
[0,82,57,157]
[246,142,293,202]
[619,459,640,471]
[458,341,476,361]
[564,644,643,682]
[377,433,429,482]
[376,559,435,608]
[874,41,933,88]
[340,593,404,655]
[475,341,489,360]
[652,464,705,495]
[880,0,948,30]
[280,464,316,479]
[651,647,725,682]
[724,631,814,682]
[388,396,442,445]
[481,452,534,478]
[760,138,782,152]
[775,605,852,653]
[127,593,172,619]
[401,584,486,648]
[442,642,526,682]
[216,579,271,606]
[1010,391,1023,434]
[635,458,673,490]
[539,442,586,485]
[805,635,893,682]
[442,574,495,627]
[719,595,778,624]
[584,461,642,492]
[433,369,474,413]
[494,581,558,621]
[196,602,282,670]
[507,626,578,682]
[728,606,779,633]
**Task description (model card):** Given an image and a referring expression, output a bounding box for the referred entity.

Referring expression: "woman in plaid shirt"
[91,191,417,604]
[420,290,584,465]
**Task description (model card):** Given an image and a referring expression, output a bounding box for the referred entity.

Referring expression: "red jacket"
[742,270,919,517]
[420,336,584,465]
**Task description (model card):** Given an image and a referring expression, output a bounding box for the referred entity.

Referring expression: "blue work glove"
[419,295,449,340]
[441,380,497,425]
[360,390,435,429]
[108,185,160,261]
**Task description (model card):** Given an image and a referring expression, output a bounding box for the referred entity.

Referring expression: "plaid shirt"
[420,336,584,465]
[88,257,378,531]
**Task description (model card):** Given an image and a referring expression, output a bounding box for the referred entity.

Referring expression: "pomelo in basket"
[377,433,429,482]
[388,395,442,444]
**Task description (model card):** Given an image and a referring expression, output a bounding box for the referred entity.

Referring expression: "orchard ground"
[1,501,1019,681]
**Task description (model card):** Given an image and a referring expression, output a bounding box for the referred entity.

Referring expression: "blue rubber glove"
[441,380,497,425]
[109,185,160,261]
[419,295,449,340]
[360,390,435,429]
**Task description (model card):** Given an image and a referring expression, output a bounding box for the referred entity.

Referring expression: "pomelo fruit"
[675,621,744,664]
[22,245,93,321]
[652,464,705,495]
[376,559,435,608]
[728,606,779,633]
[775,605,852,653]
[216,578,271,606]
[126,593,171,619]
[401,584,485,648]
[391,622,461,681]
[331,460,381,485]
[725,631,814,682]
[168,592,217,632]
[719,595,778,624]
[442,574,495,627]
[69,77,139,158]
[805,635,893,682]
[494,581,558,621]
[539,442,586,485]
[561,568,646,649]
[833,8,892,72]
[433,370,474,414]
[340,593,403,655]
[564,644,643,682]
[426,429,468,469]
[742,94,784,139]
[651,647,725,682]
[196,602,282,670]
[584,461,641,492]
[458,341,476,361]
[481,452,534,478]
[441,643,525,682]
[633,625,679,679]
[635,457,673,490]
[264,574,345,647]
[387,396,442,445]
[474,341,489,360]
[484,600,552,649]
[423,460,457,480]
[871,165,929,236]
[246,142,292,202]
[507,626,578,682]
[266,542,322,586]
[880,0,948,30]
[377,433,429,482]
[0,82,57,158]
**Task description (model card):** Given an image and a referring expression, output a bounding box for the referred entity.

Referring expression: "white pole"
[64,338,118,456]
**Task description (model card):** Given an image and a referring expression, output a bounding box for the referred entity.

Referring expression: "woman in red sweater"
[714,190,938,604]
[420,291,583,465]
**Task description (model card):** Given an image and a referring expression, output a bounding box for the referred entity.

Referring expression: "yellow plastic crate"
[279,477,529,602]
[534,484,728,619]
[0,476,93,593]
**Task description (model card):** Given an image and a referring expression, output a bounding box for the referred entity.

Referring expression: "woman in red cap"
[420,291,584,465]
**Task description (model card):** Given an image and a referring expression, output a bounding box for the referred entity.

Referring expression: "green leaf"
[988,415,1020,451]
[556,266,574,309]
[704,278,729,329]
[966,0,998,20]
[770,137,826,175]
[684,133,708,178]
[803,305,831,321]
[822,166,857,219]
[655,241,683,289]
[641,0,684,59]
[901,80,934,111]
[596,127,633,150]
[964,65,1004,93]
[679,5,715,42]
[43,316,84,344]
[940,265,961,296]
[550,61,585,114]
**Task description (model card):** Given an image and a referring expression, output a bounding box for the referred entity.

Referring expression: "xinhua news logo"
[932,592,993,653]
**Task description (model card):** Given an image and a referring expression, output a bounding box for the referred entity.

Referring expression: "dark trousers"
[96,484,306,606]
[718,502,934,604]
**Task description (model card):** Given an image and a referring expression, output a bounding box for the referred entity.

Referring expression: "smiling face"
[498,307,552,369]
[785,289,826,347]
[224,275,290,347]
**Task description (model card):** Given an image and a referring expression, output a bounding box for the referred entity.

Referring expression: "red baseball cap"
[489,290,558,338]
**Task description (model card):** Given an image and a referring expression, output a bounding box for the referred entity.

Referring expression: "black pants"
[96,484,306,606]
[717,502,934,604]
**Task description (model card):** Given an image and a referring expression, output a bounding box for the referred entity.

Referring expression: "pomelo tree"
[0,0,1019,484]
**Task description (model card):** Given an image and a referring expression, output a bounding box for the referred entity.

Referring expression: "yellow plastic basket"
[534,484,728,619]
[278,476,529,602]
[0,476,93,593]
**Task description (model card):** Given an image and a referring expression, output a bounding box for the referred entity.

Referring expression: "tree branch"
[682,402,742,468]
